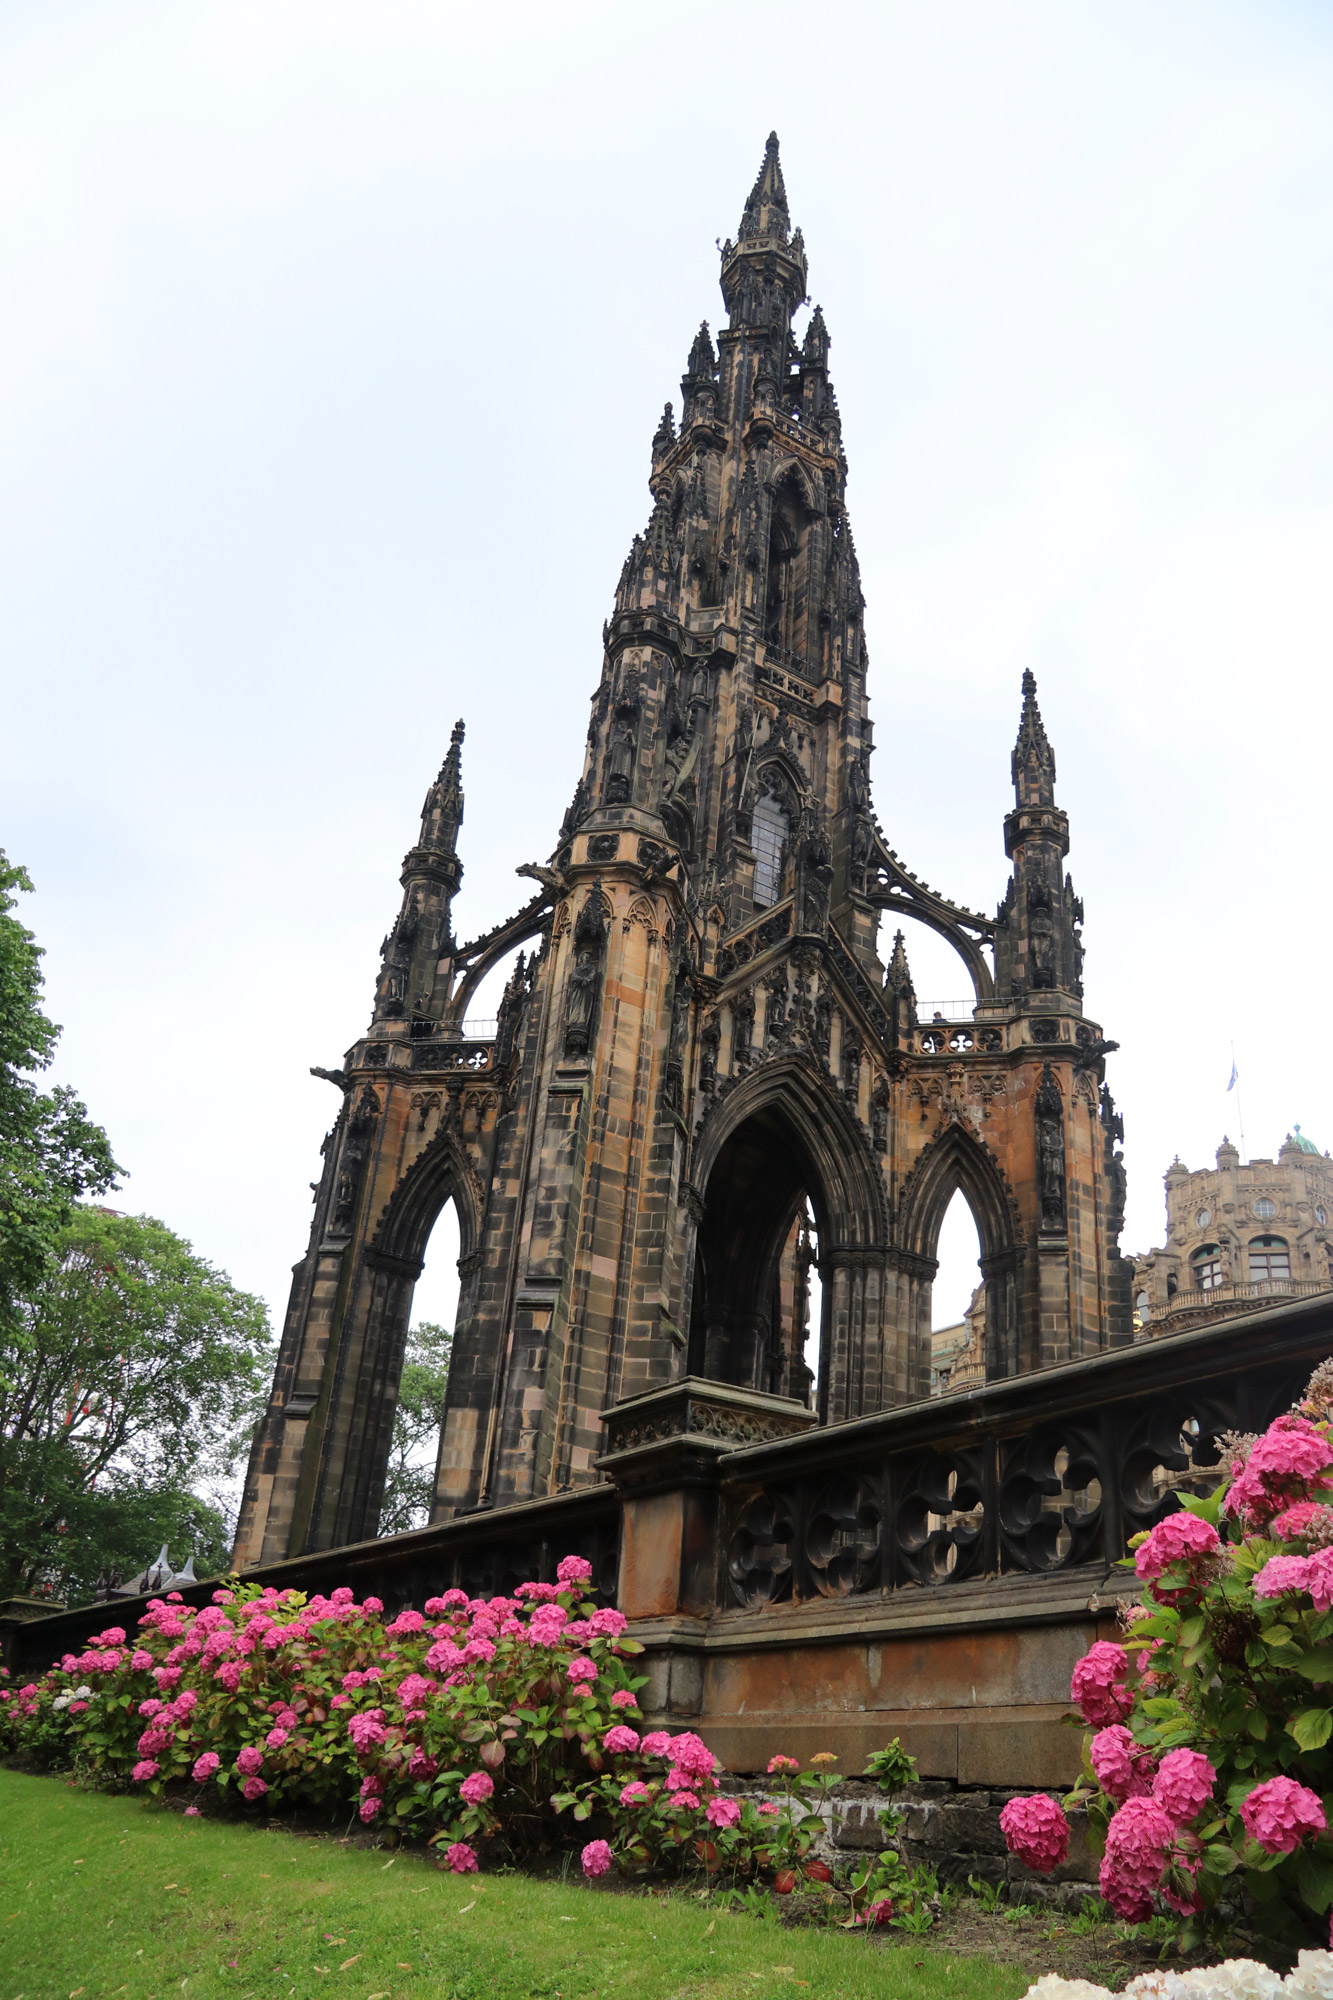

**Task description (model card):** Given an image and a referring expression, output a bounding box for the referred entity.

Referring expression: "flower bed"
[0,1551,926,1919]
[1000,1360,1333,1958]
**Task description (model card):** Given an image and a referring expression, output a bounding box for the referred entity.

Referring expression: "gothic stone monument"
[233,136,1134,1578]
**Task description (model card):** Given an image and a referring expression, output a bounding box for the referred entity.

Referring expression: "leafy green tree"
[0,1207,273,1602]
[0,851,119,1334]
[378,1320,453,1534]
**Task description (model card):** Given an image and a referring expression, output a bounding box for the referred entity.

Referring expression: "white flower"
[1028,1962,1327,2000]
[1286,1952,1333,1999]
[1021,1979,1114,2000]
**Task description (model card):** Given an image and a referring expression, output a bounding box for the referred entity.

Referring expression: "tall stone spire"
[1011,669,1056,808]
[232,138,1132,1578]
[739,131,790,238]
[996,672,1079,1000]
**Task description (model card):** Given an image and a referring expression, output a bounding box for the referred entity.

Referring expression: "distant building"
[931,1285,986,1394]
[1132,1131,1333,1333]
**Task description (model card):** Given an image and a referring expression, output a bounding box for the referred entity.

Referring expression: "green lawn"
[0,1769,1032,2000]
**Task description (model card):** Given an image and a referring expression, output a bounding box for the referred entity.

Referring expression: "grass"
[0,1769,1033,2000]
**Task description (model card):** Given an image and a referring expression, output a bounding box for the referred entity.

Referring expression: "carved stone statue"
[732,989,755,1070]
[797,818,833,935]
[563,892,608,1059]
[1035,1063,1067,1231]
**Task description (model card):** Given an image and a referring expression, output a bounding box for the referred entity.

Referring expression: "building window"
[1196,1208,1211,1230]
[1254,1198,1277,1221]
[1134,1290,1151,1327]
[1317,1206,1327,1226]
[1248,1235,1291,1284]
[751,793,789,908]
[1192,1244,1224,1292]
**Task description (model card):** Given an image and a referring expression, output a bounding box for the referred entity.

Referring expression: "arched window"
[1134,1289,1151,1327]
[752,792,789,908]
[1248,1235,1291,1285]
[1191,1244,1224,1292]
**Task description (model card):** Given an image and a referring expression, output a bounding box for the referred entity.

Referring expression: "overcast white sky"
[4,0,1332,1340]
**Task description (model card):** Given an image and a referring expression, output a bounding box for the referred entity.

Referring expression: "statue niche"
[763,469,814,662]
[563,890,609,1060]
[1035,1062,1067,1232]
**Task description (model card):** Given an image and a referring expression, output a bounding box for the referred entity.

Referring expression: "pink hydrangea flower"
[566,1657,597,1684]
[610,1689,638,1711]
[581,1838,613,1877]
[706,1797,742,1829]
[590,1608,627,1638]
[603,1725,640,1754]
[1226,1416,1333,1523]
[266,1727,290,1749]
[460,1771,495,1806]
[347,1710,387,1753]
[767,1754,800,1775]
[863,1897,894,1927]
[668,1790,701,1812]
[640,1729,672,1757]
[1253,1554,1314,1600]
[1306,1546,1333,1612]
[1152,1749,1215,1826]
[1090,1726,1153,1804]
[236,1746,264,1776]
[362,1596,384,1614]
[669,1732,719,1782]
[131,1759,159,1783]
[214,1662,243,1693]
[192,1752,220,1783]
[619,1781,651,1806]
[1134,1512,1221,1601]
[1240,1776,1328,1854]
[1070,1641,1133,1727]
[130,1649,154,1672]
[241,1775,268,1802]
[137,1726,171,1756]
[1098,1796,1174,1921]
[184,1806,201,1816]
[445,1842,479,1874]
[557,1555,594,1585]
[998,1794,1070,1873]
[1271,1501,1333,1540]
[359,1798,382,1821]
[407,1748,437,1780]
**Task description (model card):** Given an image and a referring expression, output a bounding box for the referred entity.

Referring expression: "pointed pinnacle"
[740,131,789,236]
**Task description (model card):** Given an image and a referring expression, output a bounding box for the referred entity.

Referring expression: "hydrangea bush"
[0,1551,912,1905]
[1000,1362,1333,1952]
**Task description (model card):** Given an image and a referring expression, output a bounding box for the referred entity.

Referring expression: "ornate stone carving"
[1035,1062,1067,1232]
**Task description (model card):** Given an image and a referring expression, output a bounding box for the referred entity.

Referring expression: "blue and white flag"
[1227,1059,1238,1092]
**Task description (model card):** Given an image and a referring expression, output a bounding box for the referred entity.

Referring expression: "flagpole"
[1231,1041,1247,1163]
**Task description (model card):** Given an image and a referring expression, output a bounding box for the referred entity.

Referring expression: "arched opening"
[897,1122,1021,1381]
[378,1198,460,1534]
[689,1105,828,1405]
[930,1190,984,1395]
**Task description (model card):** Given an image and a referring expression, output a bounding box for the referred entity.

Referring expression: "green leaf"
[1298,1851,1333,1914]
[1246,1711,1270,1742]
[1178,1614,1206,1649]
[1297,1648,1333,1684]
[1289,1708,1333,1752]
[1200,1843,1240,1877]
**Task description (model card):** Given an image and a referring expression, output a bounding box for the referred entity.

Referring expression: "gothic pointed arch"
[896,1121,1025,1380]
[368,1112,483,1273]
[692,1052,889,1253]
